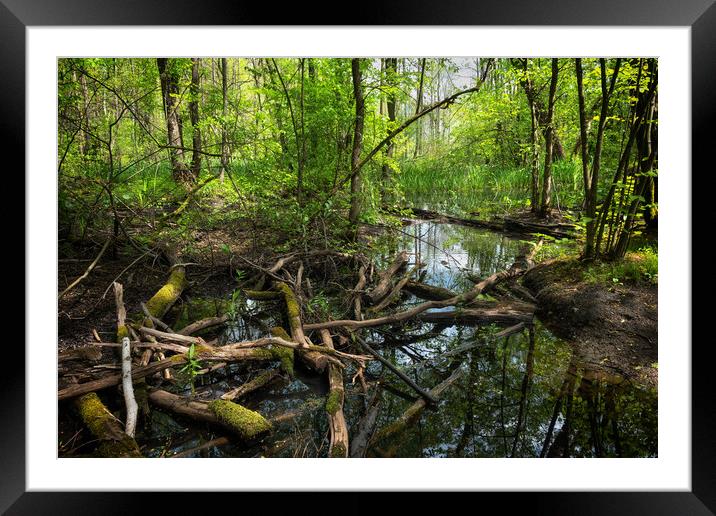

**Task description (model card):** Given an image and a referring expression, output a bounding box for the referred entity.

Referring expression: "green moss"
[116,325,129,341]
[276,282,300,319]
[173,297,230,332]
[208,399,272,441]
[145,268,187,318]
[325,389,344,415]
[76,392,142,458]
[269,327,295,376]
[96,437,142,458]
[330,442,347,458]
[244,289,282,300]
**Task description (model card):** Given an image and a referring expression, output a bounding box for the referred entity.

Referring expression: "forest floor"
[522,258,658,387]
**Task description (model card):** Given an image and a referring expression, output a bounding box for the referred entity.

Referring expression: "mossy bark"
[320,329,349,457]
[208,399,272,441]
[145,266,187,319]
[269,327,295,377]
[275,282,328,372]
[244,289,282,301]
[148,389,271,441]
[74,392,142,457]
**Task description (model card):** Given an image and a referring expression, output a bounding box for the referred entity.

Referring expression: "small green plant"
[178,343,203,395]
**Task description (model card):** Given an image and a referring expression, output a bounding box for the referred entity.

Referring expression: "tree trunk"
[381,58,397,207]
[539,59,559,218]
[220,58,228,182]
[157,58,191,184]
[189,58,202,179]
[349,58,365,225]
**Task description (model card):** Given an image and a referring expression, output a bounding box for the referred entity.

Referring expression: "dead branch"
[320,329,349,458]
[58,237,111,301]
[304,239,542,332]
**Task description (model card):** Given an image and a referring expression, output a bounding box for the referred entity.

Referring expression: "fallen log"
[221,368,281,401]
[367,251,409,305]
[368,263,422,313]
[176,315,229,336]
[320,329,349,458]
[59,335,371,401]
[416,306,533,326]
[275,281,328,373]
[148,390,272,442]
[304,239,542,332]
[350,387,383,458]
[268,327,296,376]
[74,392,142,457]
[404,280,456,301]
[369,364,466,449]
[144,263,187,320]
[243,289,282,301]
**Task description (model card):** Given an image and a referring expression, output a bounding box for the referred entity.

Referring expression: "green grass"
[583,246,658,285]
[398,157,585,216]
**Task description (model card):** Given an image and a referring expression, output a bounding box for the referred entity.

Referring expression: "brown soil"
[522,258,658,387]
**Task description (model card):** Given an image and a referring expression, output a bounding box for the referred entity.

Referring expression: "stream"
[126,220,657,458]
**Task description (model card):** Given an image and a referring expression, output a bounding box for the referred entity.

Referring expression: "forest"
[57,57,658,458]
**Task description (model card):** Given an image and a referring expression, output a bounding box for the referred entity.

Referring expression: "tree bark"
[349,58,365,225]
[157,58,191,184]
[320,330,349,457]
[367,250,409,305]
[189,58,202,179]
[539,59,559,218]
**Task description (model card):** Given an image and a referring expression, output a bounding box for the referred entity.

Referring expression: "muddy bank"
[523,258,658,387]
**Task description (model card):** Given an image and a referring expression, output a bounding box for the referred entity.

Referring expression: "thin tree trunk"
[157,58,191,184]
[539,59,559,218]
[189,58,202,179]
[349,58,365,225]
[220,58,228,182]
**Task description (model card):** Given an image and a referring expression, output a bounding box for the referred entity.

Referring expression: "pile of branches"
[58,239,541,458]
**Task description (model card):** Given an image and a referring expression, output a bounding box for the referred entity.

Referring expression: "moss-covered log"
[243,289,282,301]
[269,327,295,376]
[320,329,349,458]
[144,265,187,320]
[148,389,271,441]
[74,392,142,457]
[275,281,329,373]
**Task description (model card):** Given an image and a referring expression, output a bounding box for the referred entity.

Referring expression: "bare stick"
[58,237,111,300]
[121,336,138,437]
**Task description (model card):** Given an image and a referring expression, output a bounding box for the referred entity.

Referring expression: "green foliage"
[583,246,658,285]
[177,343,204,395]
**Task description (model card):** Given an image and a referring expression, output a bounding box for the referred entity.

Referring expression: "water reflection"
[129,221,657,459]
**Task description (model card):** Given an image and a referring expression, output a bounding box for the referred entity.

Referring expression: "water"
[83,220,656,459]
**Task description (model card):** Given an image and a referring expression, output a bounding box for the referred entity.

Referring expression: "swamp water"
[137,221,656,458]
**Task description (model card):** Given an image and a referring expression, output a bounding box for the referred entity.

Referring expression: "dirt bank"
[522,258,658,387]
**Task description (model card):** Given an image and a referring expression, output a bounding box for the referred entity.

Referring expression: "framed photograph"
[6,0,712,512]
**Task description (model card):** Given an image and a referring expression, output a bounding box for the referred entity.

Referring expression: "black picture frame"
[5,1,712,513]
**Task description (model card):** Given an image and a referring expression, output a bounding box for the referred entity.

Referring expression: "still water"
[136,221,656,458]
